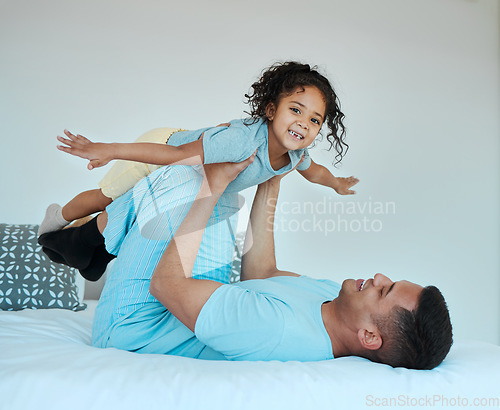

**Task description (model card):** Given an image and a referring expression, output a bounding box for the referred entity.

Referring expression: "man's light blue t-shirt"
[195,275,341,361]
[168,119,312,193]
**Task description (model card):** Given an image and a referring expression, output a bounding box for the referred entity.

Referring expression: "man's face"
[335,273,423,333]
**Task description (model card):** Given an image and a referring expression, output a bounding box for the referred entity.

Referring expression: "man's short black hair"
[370,285,453,370]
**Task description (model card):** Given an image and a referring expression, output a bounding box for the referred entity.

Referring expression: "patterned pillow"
[229,232,245,283]
[0,224,86,311]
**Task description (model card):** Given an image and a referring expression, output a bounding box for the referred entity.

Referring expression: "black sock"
[38,217,104,270]
[77,217,105,247]
[79,244,116,282]
[41,247,68,265]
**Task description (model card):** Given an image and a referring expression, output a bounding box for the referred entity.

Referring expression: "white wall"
[1,0,498,344]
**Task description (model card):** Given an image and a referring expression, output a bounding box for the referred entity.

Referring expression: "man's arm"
[298,159,358,195]
[240,177,300,281]
[149,177,223,332]
[149,155,255,332]
[57,130,204,170]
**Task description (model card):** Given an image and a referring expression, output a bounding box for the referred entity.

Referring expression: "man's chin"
[340,278,355,293]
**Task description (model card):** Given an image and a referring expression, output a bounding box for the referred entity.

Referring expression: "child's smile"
[288,129,304,141]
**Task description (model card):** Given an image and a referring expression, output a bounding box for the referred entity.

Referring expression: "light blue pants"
[92,165,239,358]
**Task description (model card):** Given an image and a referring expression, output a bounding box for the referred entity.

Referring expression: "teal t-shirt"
[195,275,340,361]
[168,119,312,193]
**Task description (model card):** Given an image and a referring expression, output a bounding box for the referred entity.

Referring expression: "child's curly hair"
[245,61,348,165]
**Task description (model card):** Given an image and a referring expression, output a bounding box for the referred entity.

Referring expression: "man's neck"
[321,300,355,358]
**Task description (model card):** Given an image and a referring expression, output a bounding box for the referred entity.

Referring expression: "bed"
[1,224,499,410]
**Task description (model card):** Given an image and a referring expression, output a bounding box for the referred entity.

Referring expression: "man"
[148,159,452,369]
[41,159,452,369]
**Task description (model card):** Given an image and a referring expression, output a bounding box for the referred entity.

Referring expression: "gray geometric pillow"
[229,232,245,284]
[0,224,86,311]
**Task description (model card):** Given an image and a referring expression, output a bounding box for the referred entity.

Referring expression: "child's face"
[266,86,326,152]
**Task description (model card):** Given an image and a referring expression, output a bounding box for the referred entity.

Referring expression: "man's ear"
[265,102,276,121]
[357,328,382,351]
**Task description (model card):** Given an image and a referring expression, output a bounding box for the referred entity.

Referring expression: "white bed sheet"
[1,302,499,410]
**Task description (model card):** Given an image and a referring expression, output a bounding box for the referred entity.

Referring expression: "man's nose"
[373,273,392,287]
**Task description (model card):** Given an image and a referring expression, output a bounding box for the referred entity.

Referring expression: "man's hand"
[332,176,359,195]
[202,150,257,196]
[262,153,304,187]
[57,130,113,170]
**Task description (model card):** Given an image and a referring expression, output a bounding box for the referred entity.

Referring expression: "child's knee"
[96,189,113,209]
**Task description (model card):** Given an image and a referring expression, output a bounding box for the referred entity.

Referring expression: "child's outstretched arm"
[57,130,205,170]
[298,159,359,195]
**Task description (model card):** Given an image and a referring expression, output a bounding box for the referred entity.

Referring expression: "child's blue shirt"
[168,118,312,192]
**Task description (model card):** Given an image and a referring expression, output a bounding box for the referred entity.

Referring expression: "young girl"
[38,61,358,280]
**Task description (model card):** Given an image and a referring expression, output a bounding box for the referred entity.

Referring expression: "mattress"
[1,301,499,410]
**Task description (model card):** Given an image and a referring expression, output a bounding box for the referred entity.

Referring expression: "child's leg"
[37,189,112,236]
[62,189,112,222]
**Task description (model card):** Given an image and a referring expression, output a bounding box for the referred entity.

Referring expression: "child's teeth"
[289,131,303,139]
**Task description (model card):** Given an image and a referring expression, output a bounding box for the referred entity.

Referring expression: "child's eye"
[290,107,300,114]
[311,118,321,125]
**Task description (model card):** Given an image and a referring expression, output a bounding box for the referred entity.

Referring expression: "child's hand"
[333,176,359,195]
[57,130,112,170]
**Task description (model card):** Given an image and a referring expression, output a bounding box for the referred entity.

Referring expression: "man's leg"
[93,165,240,355]
[38,216,109,270]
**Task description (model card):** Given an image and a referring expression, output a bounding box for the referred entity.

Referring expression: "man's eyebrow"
[386,283,396,297]
[290,101,324,121]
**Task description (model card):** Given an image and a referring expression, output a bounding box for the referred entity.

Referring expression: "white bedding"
[1,302,499,410]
